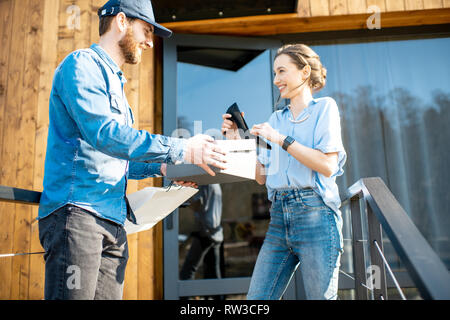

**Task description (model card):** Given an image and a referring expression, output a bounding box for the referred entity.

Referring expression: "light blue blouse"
[258,97,347,215]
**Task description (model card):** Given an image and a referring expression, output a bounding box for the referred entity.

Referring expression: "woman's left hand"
[250,122,282,144]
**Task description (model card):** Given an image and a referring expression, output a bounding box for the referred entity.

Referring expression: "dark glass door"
[162,34,282,299]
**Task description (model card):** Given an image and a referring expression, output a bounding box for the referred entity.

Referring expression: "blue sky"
[177,50,273,137]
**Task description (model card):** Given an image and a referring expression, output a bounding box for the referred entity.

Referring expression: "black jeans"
[38,205,129,300]
[180,232,222,281]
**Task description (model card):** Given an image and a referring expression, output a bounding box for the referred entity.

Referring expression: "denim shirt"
[258,97,347,215]
[38,44,187,225]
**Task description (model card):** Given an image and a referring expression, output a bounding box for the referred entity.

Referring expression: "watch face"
[283,136,295,150]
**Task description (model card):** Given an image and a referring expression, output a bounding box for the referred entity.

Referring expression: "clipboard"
[124,186,198,234]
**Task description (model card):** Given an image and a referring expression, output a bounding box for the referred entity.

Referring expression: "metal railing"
[0,185,41,205]
[0,186,43,258]
[341,177,450,300]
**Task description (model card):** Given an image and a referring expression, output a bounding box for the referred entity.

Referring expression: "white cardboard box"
[166,139,256,185]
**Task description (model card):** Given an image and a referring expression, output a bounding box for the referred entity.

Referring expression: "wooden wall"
[163,0,450,36]
[0,0,163,300]
[297,0,450,16]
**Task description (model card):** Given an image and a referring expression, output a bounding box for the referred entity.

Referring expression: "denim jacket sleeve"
[128,162,162,180]
[56,51,186,164]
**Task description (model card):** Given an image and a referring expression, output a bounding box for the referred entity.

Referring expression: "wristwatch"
[282,136,295,151]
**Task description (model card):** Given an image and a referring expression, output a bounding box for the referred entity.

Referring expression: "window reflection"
[175,36,450,296]
[177,50,273,137]
[177,49,274,281]
[313,37,450,271]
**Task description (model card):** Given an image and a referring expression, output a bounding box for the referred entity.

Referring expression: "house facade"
[0,0,449,300]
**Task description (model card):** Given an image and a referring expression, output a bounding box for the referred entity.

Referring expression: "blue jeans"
[247,188,343,300]
[38,205,129,300]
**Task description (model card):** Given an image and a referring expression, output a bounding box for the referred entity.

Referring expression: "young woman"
[221,44,346,300]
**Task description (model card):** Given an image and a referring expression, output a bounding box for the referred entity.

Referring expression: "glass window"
[176,49,274,281]
[171,35,449,298]
[311,36,450,275]
[177,50,273,138]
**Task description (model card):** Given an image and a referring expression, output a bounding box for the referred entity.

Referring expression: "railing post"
[367,203,388,300]
[343,177,450,299]
[350,195,368,300]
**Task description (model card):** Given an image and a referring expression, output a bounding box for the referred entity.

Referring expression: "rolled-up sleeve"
[128,162,162,180]
[56,51,186,164]
[314,98,347,177]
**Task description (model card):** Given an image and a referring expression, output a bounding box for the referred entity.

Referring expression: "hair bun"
[321,65,327,80]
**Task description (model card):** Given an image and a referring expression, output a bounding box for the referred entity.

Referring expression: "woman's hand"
[250,122,284,145]
[221,113,244,140]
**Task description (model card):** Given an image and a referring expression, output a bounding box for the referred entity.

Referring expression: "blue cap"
[98,0,172,38]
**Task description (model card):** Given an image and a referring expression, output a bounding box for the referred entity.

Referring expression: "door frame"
[161,33,283,299]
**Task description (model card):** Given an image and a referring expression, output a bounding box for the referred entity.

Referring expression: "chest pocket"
[123,96,135,125]
[109,93,126,125]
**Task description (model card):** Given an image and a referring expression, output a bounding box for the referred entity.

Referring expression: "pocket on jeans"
[301,193,326,208]
[38,214,58,252]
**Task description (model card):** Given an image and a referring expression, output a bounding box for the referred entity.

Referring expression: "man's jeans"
[38,205,129,300]
[247,188,343,300]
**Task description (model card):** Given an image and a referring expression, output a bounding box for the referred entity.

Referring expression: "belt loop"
[295,189,300,203]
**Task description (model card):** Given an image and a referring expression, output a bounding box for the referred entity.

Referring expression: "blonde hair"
[275,44,327,93]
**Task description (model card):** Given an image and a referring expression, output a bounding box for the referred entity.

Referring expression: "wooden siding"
[163,1,450,36]
[0,0,162,300]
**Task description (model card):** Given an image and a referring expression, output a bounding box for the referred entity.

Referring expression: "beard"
[118,27,142,65]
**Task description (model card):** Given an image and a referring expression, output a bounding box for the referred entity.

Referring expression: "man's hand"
[183,134,228,176]
[160,163,198,188]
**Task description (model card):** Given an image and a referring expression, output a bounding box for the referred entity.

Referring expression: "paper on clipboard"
[124,186,198,235]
